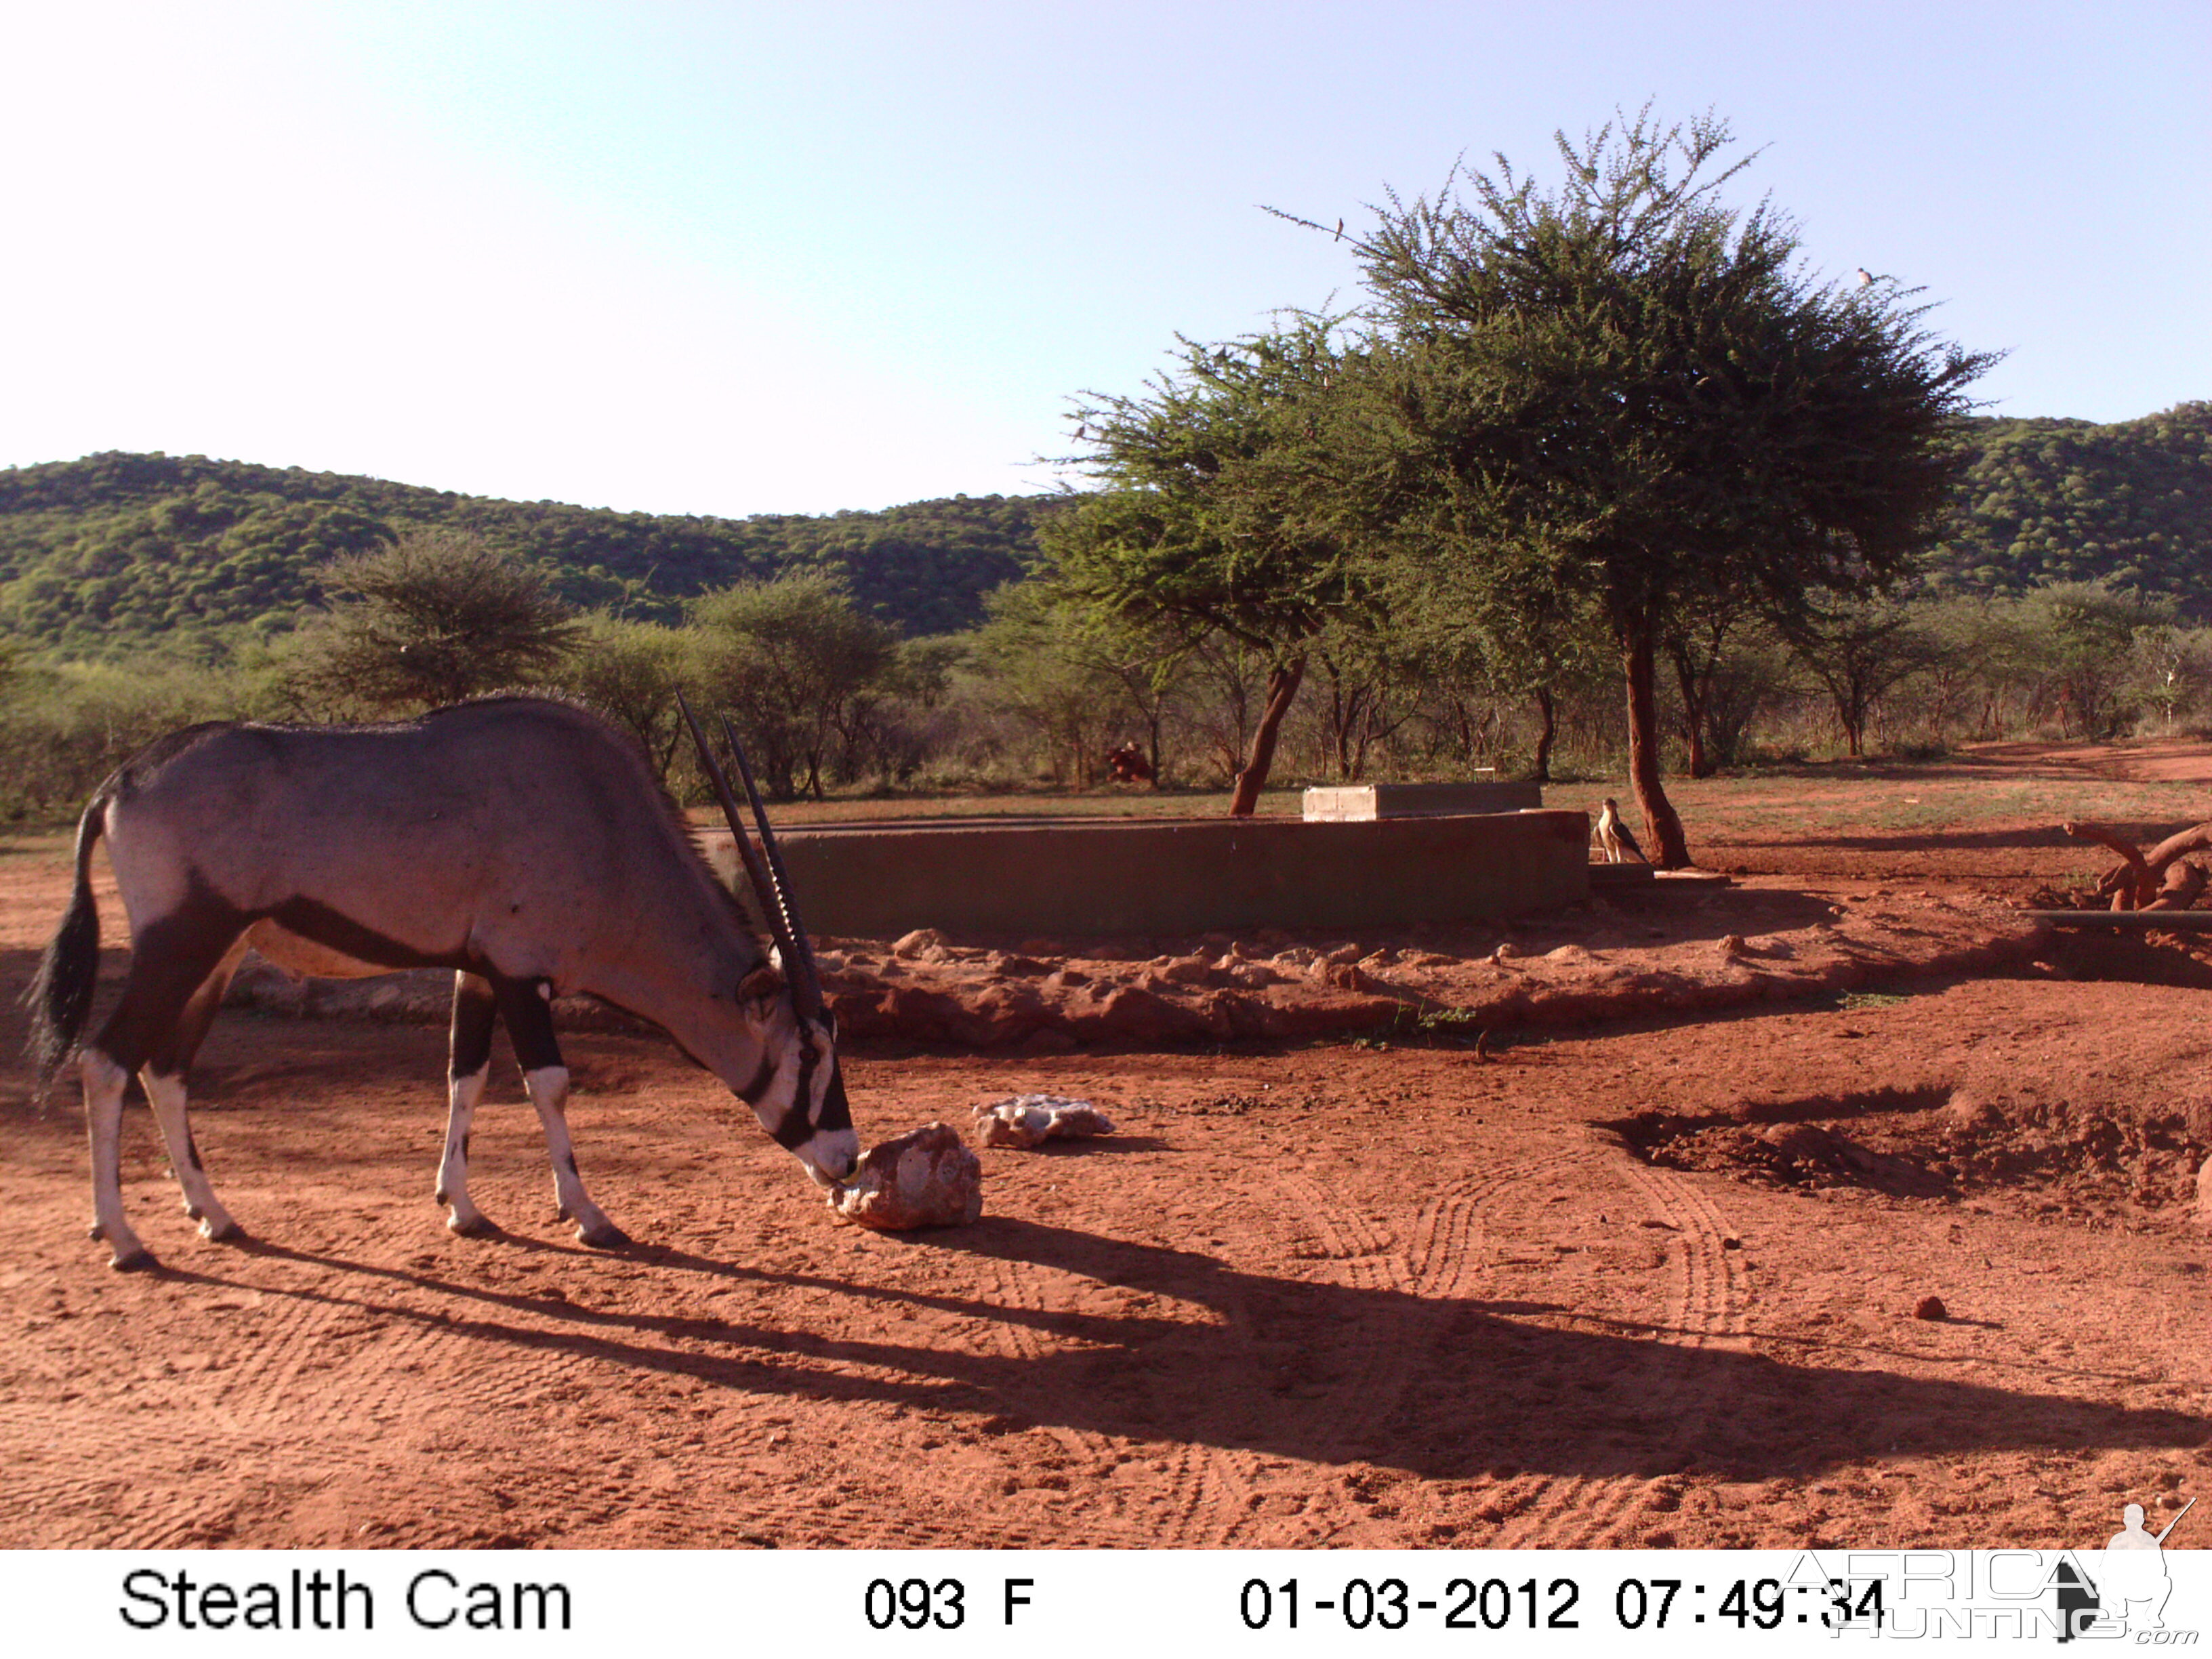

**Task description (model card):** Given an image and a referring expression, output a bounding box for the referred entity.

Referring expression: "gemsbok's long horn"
[675,693,798,975]
[716,714,825,1020]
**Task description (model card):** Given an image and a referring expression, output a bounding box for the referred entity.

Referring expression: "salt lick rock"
[827,1123,984,1231]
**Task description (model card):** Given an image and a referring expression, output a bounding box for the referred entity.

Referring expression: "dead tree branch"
[2063,819,2212,911]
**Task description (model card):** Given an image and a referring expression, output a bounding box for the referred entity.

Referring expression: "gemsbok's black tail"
[25,798,107,1088]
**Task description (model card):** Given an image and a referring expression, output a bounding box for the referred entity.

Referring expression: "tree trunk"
[1321,661,1367,782]
[1229,655,1306,817]
[1670,641,1713,779]
[1532,686,1557,784]
[1682,694,1711,779]
[1620,616,1691,867]
[1841,705,1866,758]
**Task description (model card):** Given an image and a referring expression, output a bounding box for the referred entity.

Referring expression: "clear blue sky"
[3,1,2204,516]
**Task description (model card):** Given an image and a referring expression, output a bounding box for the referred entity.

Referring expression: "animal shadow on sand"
[170,1218,2207,1487]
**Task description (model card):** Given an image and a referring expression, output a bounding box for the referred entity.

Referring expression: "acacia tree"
[1387,540,1608,783]
[969,581,1137,786]
[1786,592,1935,756]
[1349,109,1993,863]
[1696,618,1797,767]
[294,527,581,714]
[2020,579,2175,739]
[1307,618,1425,783]
[1044,320,1380,815]
[688,569,897,798]
[983,585,1200,785]
[554,613,689,779]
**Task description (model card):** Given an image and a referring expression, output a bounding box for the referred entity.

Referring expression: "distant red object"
[1105,742,1153,784]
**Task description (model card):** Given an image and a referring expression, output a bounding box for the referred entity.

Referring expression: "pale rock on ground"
[972,1094,1116,1149]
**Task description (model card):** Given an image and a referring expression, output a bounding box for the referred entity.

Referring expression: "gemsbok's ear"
[738,964,785,1004]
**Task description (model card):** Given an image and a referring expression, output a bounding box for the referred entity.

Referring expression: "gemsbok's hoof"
[577,1219,631,1249]
[108,1244,157,1273]
[199,1216,245,1244]
[445,1212,493,1237]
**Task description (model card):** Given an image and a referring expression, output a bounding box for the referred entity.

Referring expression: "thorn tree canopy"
[1042,318,1381,815]
[300,527,581,713]
[688,568,899,800]
[1349,108,1996,864]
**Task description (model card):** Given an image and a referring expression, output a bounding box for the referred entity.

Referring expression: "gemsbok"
[26,695,860,1269]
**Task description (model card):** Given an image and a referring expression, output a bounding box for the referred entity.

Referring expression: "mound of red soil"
[220,877,2047,1050]
[1614,1086,2208,1219]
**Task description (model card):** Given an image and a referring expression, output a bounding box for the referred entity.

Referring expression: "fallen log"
[2062,820,2212,910]
[2063,820,2153,907]
[2144,822,2212,869]
[2159,860,2210,912]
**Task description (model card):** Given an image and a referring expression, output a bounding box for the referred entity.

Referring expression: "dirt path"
[1965,738,2212,784]
[3,793,2210,1549]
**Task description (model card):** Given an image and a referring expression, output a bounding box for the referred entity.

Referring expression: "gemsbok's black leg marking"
[138,937,253,1247]
[89,891,248,1078]
[83,890,250,1270]
[435,972,501,1235]
[148,936,245,1080]
[492,973,626,1248]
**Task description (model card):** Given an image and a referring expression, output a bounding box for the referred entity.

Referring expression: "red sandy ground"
[4,747,2212,1550]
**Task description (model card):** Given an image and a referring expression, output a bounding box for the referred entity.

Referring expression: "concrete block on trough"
[1302,781,1542,820]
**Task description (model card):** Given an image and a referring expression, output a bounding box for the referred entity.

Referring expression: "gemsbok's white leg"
[525,1065,626,1247]
[140,1068,241,1242]
[83,1048,150,1270]
[435,1062,492,1235]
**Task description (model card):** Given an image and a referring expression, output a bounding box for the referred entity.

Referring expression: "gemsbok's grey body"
[27,696,860,1269]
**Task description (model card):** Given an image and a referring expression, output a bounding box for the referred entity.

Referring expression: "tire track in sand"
[1397,1146,1662,1551]
[957,1248,1167,1548]
[0,1268,377,1548]
[1153,1151,1598,1547]
[1491,1148,1748,1548]
[0,1399,165,1546]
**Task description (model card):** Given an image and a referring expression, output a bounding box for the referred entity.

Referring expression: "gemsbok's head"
[678,696,859,1189]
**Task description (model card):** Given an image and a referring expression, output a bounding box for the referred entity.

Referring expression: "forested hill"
[0,451,1056,653]
[3,405,2207,655]
[1925,402,2212,608]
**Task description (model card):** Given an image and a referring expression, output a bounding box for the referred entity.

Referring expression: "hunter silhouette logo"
[2055,1496,2195,1641]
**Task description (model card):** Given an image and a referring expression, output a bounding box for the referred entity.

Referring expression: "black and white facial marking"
[790,1023,859,1186]
[728,984,857,1187]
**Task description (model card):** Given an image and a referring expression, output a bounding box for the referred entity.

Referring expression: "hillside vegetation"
[0,451,1050,653]
[0,402,2203,659]
[1927,402,2212,605]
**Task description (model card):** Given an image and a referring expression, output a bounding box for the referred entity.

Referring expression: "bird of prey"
[1597,797,1649,864]
[1334,218,1345,242]
[1855,267,1895,287]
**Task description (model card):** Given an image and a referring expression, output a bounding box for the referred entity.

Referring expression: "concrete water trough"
[701,808,1591,939]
